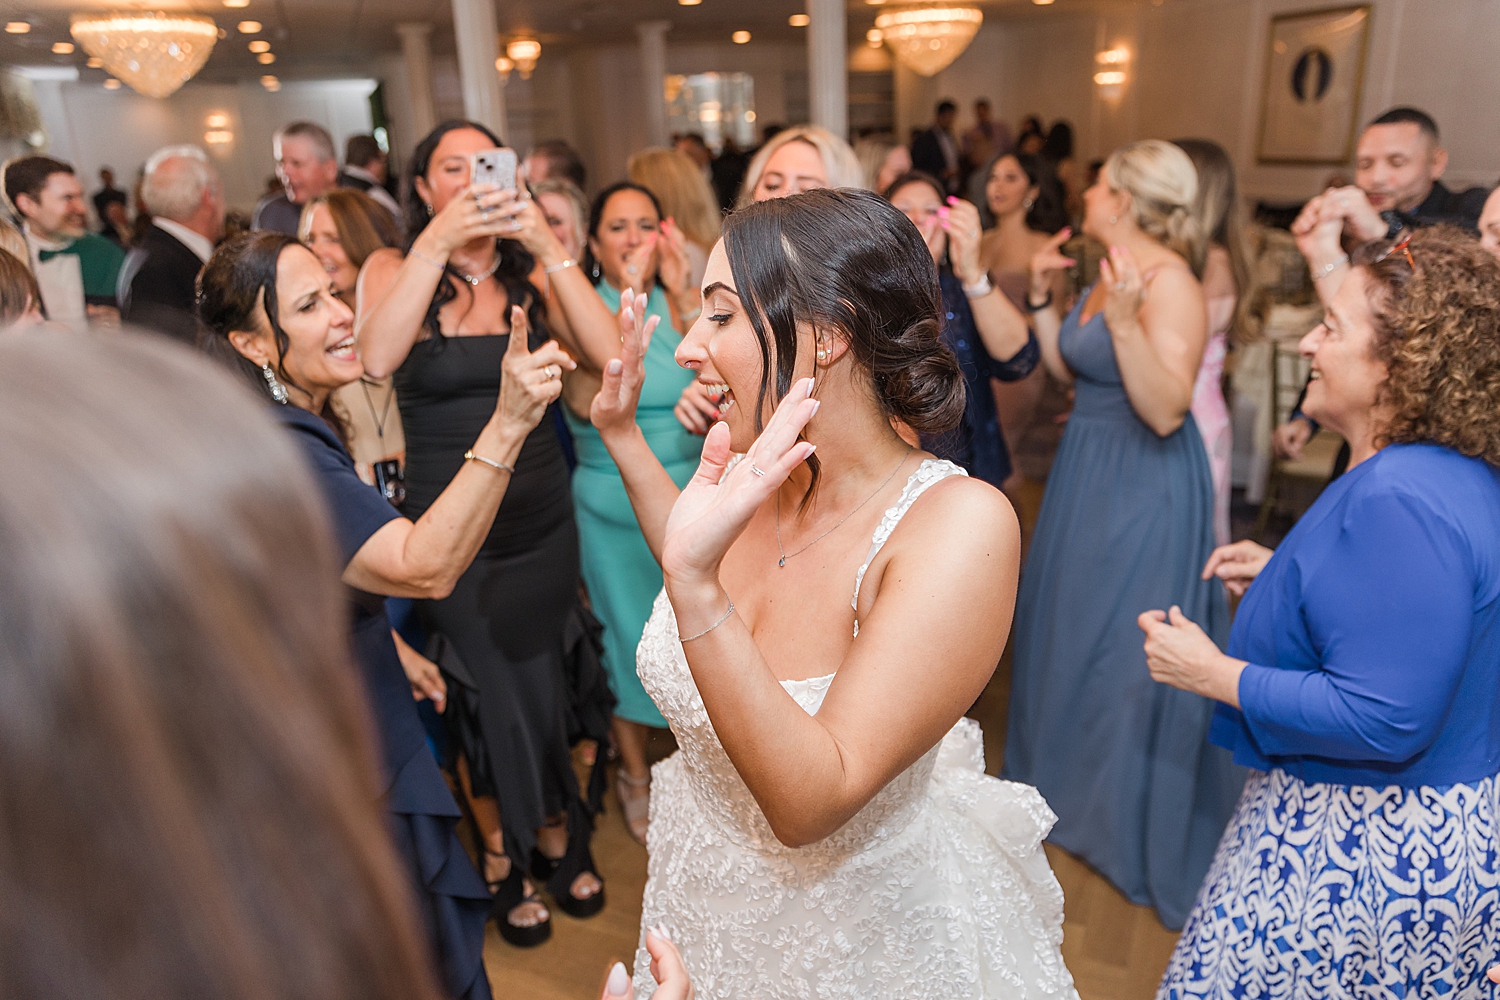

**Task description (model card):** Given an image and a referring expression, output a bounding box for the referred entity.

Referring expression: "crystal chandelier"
[505,38,541,80]
[875,5,983,77]
[70,13,219,99]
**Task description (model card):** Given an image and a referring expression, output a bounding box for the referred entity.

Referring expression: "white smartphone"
[470,148,518,191]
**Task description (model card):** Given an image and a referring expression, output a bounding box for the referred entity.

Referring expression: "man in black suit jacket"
[119,146,224,345]
[910,100,961,193]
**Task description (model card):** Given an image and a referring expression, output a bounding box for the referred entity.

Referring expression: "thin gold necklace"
[774,446,913,568]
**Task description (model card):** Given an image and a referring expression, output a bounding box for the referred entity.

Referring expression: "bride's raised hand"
[661,377,818,588]
[590,289,659,440]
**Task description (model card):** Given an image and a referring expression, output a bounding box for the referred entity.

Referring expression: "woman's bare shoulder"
[892,471,1019,554]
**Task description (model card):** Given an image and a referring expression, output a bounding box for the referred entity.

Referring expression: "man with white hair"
[253,121,339,234]
[118,145,224,344]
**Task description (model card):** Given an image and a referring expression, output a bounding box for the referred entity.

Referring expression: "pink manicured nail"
[605,961,630,995]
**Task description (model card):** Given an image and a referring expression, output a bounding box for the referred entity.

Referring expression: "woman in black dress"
[199,230,576,988]
[358,121,619,944]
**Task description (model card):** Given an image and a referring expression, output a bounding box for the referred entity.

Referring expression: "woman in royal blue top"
[1140,226,1500,999]
[199,231,579,988]
[884,172,1040,488]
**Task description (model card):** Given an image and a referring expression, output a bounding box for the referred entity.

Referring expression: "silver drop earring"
[262,363,289,404]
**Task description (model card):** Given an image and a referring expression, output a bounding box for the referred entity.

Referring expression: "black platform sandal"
[529,810,606,920]
[482,847,553,947]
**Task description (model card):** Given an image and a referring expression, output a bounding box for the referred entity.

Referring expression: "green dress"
[564,282,701,727]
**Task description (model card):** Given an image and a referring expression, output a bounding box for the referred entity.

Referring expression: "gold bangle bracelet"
[464,449,514,474]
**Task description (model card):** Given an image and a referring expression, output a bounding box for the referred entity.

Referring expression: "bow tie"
[36,247,77,262]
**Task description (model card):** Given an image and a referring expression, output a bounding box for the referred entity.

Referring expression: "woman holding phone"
[358,120,618,947]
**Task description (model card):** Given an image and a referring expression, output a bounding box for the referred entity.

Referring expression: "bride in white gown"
[590,188,1078,1000]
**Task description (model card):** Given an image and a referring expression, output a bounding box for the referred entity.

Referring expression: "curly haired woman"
[1141,225,1500,999]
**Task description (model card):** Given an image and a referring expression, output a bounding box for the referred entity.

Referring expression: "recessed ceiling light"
[52,41,74,54]
[86,56,103,68]
[732,29,751,43]
[4,22,30,34]
[223,0,250,7]
[788,13,810,26]
[103,78,121,89]
[260,74,280,91]
[256,51,276,64]
[678,0,702,5]
[237,20,262,33]
[1033,0,1056,5]
[248,40,270,53]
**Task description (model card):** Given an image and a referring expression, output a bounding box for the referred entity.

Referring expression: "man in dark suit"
[910,100,961,193]
[118,145,224,345]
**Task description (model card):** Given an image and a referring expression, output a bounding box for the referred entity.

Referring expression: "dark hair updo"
[722,187,964,494]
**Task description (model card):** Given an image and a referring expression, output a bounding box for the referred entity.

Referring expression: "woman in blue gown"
[1003,141,1243,930]
[199,231,576,992]
[1143,227,1500,998]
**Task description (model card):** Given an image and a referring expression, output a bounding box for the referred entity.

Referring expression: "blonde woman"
[1003,140,1242,931]
[628,147,720,290]
[736,125,864,206]
[853,133,911,194]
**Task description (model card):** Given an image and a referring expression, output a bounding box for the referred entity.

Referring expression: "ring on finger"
[749,465,767,478]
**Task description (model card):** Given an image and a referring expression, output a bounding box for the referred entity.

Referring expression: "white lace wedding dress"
[632,459,1079,999]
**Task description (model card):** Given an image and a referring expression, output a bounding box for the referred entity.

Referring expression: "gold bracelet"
[464,449,514,474]
[543,258,578,275]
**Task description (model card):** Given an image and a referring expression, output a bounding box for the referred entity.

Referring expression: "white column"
[450,0,508,141]
[637,21,672,149]
[806,0,847,139]
[395,23,437,141]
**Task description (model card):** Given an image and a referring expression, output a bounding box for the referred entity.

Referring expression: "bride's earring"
[816,343,829,364]
[261,363,289,404]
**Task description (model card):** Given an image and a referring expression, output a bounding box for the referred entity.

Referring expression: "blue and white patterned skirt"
[1159,767,1500,1000]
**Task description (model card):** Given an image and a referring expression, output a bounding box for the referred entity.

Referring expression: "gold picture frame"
[1256,4,1372,165]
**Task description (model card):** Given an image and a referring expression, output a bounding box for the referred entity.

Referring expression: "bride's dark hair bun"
[723,187,965,443]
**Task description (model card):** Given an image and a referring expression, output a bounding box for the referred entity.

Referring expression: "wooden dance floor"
[484,479,1181,999]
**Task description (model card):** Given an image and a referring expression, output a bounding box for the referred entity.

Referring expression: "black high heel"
[529,810,606,919]
[482,847,552,948]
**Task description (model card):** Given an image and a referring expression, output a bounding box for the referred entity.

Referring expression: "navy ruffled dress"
[921,270,1041,488]
[278,405,492,1000]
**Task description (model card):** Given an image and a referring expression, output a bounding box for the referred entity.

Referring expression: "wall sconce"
[866,28,883,48]
[206,112,230,128]
[506,38,540,79]
[1094,45,1130,92]
[1093,70,1126,85]
[204,130,233,145]
[494,55,513,81]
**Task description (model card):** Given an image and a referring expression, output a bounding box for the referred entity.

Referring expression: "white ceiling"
[0,0,1152,83]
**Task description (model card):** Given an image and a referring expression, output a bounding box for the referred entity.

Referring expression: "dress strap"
[851,459,967,636]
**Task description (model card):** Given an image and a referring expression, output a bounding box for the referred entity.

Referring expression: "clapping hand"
[495,304,575,436]
[1201,540,1274,597]
[620,234,659,297]
[600,928,695,1000]
[661,378,818,587]
[1099,244,1147,332]
[591,290,660,438]
[657,219,694,301]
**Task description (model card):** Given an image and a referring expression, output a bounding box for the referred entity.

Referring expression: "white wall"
[910,0,1499,203]
[25,74,378,216]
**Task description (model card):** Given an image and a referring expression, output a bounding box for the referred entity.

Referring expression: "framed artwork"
[1257,5,1372,165]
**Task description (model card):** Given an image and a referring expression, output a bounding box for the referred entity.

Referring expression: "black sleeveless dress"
[395,333,613,874]
[275,404,492,1000]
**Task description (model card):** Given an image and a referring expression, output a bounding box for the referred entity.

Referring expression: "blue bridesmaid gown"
[1002,289,1244,931]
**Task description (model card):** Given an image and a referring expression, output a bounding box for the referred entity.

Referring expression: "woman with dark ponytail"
[352,121,619,947]
[589,187,1078,997]
[1003,139,1242,932]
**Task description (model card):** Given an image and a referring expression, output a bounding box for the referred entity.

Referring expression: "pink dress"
[1191,295,1233,546]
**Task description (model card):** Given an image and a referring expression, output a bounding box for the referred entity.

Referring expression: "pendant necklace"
[774,446,912,568]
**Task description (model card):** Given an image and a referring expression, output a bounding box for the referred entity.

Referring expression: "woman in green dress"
[559,182,710,842]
